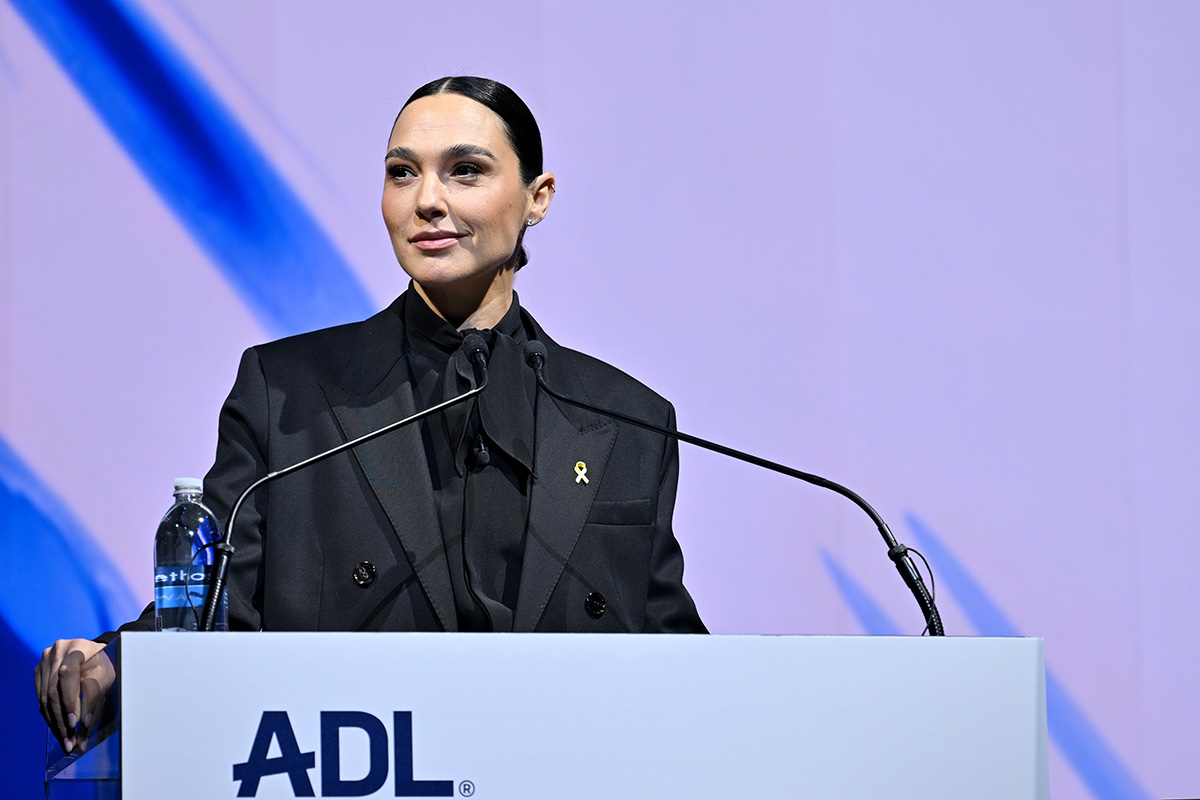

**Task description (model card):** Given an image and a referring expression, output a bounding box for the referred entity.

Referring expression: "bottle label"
[154,564,213,631]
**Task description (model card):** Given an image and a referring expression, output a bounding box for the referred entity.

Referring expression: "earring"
[526,219,537,227]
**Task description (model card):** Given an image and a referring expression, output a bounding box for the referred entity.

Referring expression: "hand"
[34,638,115,754]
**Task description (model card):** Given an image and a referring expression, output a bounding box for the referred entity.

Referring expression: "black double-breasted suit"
[111,293,705,636]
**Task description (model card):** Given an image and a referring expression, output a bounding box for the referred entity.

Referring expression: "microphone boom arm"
[527,351,943,636]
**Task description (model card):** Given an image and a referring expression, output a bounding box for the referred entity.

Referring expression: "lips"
[411,230,465,251]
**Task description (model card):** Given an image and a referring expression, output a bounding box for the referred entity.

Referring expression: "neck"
[413,268,514,330]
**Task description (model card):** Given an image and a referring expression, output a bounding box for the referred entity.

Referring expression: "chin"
[403,262,506,293]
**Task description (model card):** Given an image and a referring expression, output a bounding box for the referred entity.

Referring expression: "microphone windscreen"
[523,340,548,369]
[462,332,490,365]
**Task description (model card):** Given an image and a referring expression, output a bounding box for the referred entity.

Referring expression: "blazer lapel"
[513,345,617,631]
[320,305,457,631]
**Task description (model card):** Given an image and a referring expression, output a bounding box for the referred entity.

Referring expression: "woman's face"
[382,93,552,299]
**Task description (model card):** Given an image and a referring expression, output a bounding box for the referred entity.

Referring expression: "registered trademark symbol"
[459,780,475,796]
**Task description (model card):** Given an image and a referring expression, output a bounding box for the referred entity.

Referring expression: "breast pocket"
[587,498,654,526]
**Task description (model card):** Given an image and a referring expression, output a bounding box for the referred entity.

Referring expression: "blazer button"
[352,561,376,588]
[584,591,606,619]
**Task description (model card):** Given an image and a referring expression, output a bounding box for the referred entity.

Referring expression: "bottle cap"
[173,477,203,496]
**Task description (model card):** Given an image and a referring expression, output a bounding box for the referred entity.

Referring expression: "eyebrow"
[384,144,497,163]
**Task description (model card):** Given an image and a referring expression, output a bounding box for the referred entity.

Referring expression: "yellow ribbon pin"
[574,461,589,484]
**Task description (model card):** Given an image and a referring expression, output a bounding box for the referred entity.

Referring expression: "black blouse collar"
[402,284,525,362]
[402,285,535,475]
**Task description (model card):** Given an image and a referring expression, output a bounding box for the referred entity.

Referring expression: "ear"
[526,171,556,225]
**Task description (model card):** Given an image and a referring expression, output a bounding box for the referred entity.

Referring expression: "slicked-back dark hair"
[401,76,544,269]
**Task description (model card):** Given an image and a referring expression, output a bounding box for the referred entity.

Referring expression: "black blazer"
[115,295,705,635]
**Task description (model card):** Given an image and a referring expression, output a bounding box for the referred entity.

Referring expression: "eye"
[386,163,415,181]
[451,162,483,179]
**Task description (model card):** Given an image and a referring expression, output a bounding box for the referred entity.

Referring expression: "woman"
[36,76,705,753]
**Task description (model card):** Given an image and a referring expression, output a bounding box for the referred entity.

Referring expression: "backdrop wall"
[2,2,1196,799]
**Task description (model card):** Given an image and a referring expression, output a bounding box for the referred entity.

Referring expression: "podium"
[47,633,1049,799]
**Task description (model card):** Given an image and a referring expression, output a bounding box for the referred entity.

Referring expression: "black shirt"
[402,287,537,631]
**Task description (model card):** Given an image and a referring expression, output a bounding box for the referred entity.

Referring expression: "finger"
[56,650,86,751]
[77,653,113,741]
[80,647,118,754]
[34,649,49,717]
[75,683,93,754]
[34,650,57,736]
[41,647,72,749]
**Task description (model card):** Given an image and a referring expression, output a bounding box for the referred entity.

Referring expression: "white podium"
[54,633,1050,799]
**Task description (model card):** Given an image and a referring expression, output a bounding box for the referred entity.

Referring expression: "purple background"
[2,2,1197,799]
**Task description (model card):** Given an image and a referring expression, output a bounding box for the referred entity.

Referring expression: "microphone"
[200,334,492,630]
[522,340,944,636]
[461,331,490,372]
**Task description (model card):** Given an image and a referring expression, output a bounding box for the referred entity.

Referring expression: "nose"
[415,174,448,220]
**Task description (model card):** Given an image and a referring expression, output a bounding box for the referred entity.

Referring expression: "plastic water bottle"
[154,478,227,631]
